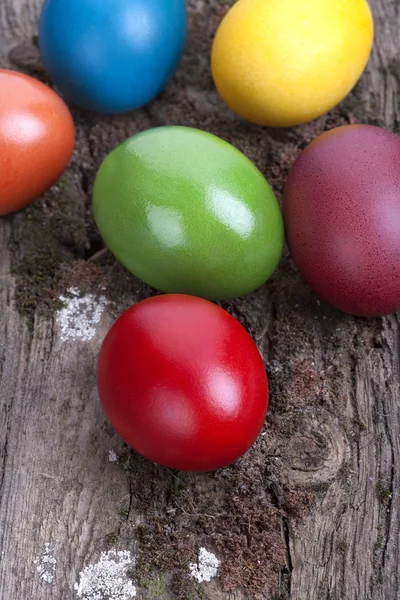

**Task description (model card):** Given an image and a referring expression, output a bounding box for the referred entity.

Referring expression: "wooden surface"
[1,1,399,599]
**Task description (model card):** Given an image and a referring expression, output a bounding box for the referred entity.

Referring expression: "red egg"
[0,69,75,215]
[97,294,268,472]
[283,125,400,317]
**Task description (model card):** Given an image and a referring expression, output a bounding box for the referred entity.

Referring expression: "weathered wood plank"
[1,1,399,599]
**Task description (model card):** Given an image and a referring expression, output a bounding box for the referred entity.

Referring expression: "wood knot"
[270,410,348,486]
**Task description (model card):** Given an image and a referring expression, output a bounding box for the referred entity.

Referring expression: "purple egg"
[283,124,400,317]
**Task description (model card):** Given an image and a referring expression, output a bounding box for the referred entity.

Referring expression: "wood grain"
[1,1,399,599]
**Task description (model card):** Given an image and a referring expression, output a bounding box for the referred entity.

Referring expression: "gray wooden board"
[0,1,399,599]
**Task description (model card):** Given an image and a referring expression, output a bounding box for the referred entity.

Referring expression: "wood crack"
[0,406,10,497]
[379,430,395,573]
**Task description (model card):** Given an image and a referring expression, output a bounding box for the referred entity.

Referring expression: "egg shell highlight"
[211,0,374,127]
[39,0,187,113]
[97,294,269,472]
[0,69,75,215]
[92,126,284,301]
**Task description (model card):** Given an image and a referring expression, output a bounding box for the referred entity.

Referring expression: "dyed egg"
[39,0,187,113]
[92,126,284,301]
[97,294,269,471]
[283,125,400,317]
[0,69,75,216]
[211,0,374,127]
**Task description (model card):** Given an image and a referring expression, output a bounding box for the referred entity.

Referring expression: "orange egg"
[0,69,75,215]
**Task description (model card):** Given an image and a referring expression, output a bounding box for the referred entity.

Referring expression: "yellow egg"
[211,0,374,127]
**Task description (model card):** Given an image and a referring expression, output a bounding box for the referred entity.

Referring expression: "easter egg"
[283,125,400,317]
[0,69,75,216]
[38,0,187,113]
[211,0,374,127]
[93,126,284,300]
[97,294,269,471]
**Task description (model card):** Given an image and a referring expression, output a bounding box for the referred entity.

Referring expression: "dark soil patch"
[119,443,307,599]
[10,175,87,325]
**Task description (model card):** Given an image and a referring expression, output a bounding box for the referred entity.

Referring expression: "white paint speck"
[268,360,283,374]
[74,550,136,599]
[109,450,118,463]
[34,542,57,584]
[57,288,107,342]
[189,547,220,583]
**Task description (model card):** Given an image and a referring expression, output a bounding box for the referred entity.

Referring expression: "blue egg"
[38,0,187,113]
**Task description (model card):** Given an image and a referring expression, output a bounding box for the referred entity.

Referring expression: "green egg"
[92,126,284,300]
